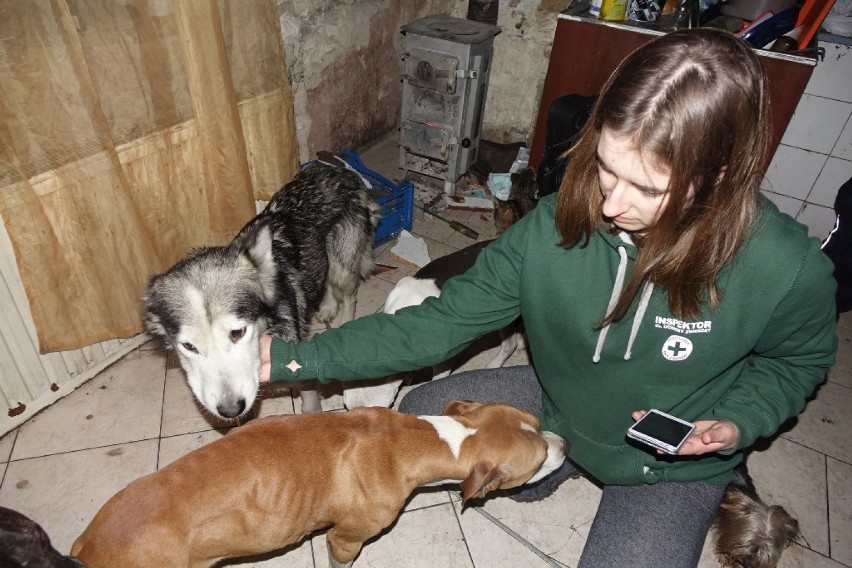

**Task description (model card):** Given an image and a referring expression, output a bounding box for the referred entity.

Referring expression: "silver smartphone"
[626,409,696,454]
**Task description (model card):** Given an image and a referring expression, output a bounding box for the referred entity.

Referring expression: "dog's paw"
[315,309,338,325]
[315,297,340,324]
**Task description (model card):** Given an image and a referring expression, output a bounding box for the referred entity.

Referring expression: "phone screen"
[632,412,693,447]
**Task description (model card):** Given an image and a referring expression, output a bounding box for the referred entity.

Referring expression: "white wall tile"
[762,144,828,199]
[809,157,852,207]
[833,115,852,160]
[806,42,852,103]
[796,201,837,239]
[780,94,852,154]
[763,190,804,218]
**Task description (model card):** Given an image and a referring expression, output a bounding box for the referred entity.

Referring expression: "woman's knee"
[397,379,451,415]
[397,365,542,416]
[579,482,725,568]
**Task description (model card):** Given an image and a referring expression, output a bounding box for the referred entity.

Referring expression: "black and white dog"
[144,162,379,419]
[343,239,521,409]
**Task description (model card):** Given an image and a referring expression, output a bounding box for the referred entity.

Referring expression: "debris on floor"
[487,172,513,201]
[372,262,398,275]
[408,173,444,201]
[389,230,431,270]
[463,183,489,199]
[415,204,480,240]
[444,194,494,211]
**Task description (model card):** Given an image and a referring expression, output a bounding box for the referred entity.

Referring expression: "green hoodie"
[269,193,837,486]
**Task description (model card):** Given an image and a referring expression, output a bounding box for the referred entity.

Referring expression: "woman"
[261,29,836,566]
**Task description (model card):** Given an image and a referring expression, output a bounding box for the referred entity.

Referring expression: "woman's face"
[596,127,673,233]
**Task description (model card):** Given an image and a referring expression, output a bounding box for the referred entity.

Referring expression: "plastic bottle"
[590,0,627,21]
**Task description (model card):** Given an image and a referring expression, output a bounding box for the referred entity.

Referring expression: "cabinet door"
[530,17,815,171]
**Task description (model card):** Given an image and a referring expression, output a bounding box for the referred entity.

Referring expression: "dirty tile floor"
[0,133,850,567]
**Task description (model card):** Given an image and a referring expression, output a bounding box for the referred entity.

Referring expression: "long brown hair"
[555,28,771,324]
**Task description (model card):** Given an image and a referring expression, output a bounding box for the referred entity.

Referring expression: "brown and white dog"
[343,239,521,409]
[71,401,565,568]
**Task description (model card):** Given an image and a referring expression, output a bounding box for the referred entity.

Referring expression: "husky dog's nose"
[217,398,246,418]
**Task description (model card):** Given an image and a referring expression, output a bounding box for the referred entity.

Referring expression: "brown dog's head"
[440,400,566,505]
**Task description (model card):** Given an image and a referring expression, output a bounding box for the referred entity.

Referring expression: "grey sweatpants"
[398,365,725,568]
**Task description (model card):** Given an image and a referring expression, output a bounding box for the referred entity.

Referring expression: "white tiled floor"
[1,134,850,567]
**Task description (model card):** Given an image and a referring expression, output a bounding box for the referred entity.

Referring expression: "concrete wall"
[276,0,568,162]
[478,0,567,143]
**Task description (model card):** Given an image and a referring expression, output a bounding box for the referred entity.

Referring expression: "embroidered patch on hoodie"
[662,335,693,361]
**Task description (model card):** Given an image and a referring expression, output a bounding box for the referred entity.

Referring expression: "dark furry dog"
[0,507,84,568]
[712,460,801,567]
[821,175,852,317]
[144,162,379,419]
[494,167,537,235]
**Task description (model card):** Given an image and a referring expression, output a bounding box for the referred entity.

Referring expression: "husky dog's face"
[143,224,279,419]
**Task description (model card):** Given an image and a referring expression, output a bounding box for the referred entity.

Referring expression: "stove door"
[399,121,451,161]
[402,48,459,94]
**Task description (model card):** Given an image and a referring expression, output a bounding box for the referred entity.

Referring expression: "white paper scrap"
[389,230,431,268]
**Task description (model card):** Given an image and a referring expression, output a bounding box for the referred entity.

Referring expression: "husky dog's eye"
[180,342,198,354]
[230,327,247,343]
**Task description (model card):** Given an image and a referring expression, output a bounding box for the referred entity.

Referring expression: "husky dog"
[144,163,380,419]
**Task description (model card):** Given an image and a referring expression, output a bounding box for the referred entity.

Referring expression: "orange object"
[795,0,837,49]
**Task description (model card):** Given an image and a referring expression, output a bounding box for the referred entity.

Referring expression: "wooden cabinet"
[530,15,817,171]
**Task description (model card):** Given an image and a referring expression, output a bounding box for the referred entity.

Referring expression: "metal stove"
[399,15,501,194]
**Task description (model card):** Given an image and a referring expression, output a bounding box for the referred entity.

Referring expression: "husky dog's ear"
[142,275,170,343]
[233,219,277,301]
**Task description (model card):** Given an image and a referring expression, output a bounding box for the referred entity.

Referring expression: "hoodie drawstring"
[592,234,654,363]
[624,282,654,360]
[593,244,628,363]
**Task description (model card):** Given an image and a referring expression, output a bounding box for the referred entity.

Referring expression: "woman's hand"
[631,410,739,456]
[259,334,272,384]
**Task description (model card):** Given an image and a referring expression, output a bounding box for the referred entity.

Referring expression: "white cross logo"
[285,359,302,373]
[662,335,693,361]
